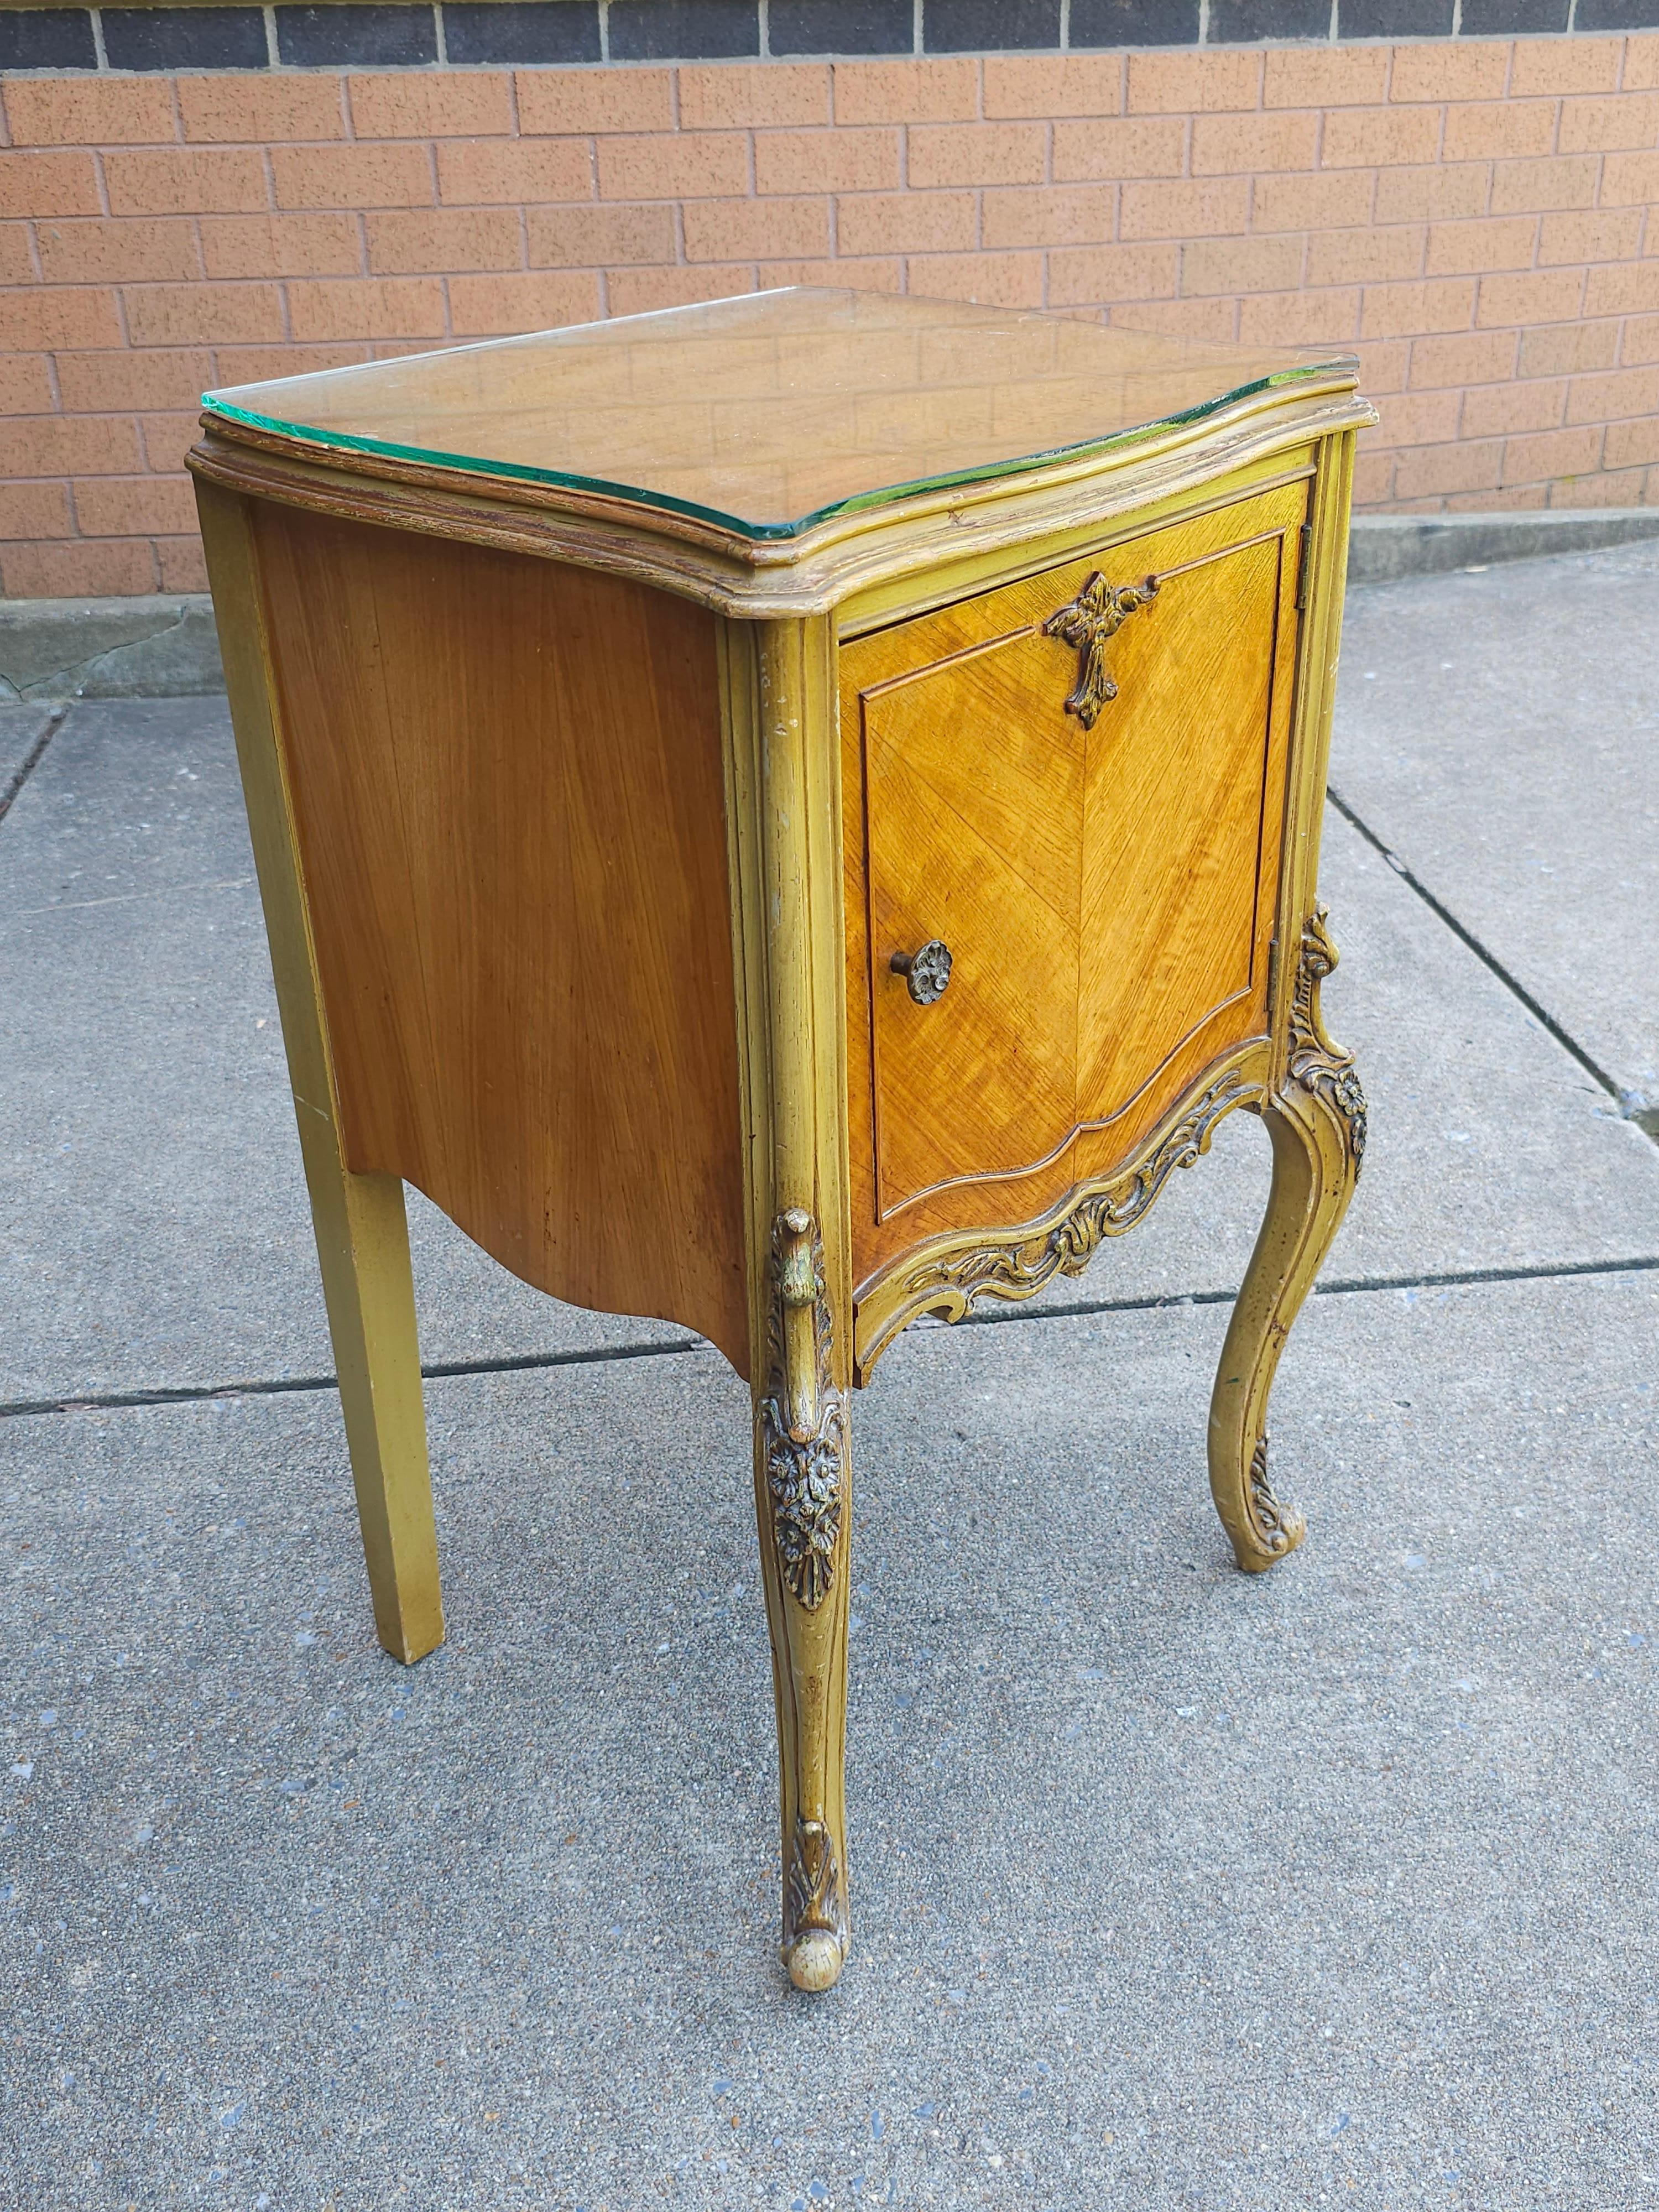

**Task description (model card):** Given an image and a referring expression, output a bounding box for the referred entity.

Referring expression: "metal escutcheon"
[890,940,953,1005]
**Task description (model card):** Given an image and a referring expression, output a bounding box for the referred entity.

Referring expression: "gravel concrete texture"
[1333,542,1659,1118]
[3,1274,1657,2209]
[4,691,1659,1404]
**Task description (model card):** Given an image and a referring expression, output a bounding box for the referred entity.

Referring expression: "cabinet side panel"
[252,504,749,1370]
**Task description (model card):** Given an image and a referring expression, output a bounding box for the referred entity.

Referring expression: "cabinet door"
[861,617,1084,1215]
[842,477,1306,1245]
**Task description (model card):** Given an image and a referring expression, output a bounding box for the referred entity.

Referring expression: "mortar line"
[0,706,70,827]
[1325,785,1641,1126]
[6,1255,1658,1422]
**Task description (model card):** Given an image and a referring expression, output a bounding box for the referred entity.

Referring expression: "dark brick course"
[274,3,438,65]
[924,0,1062,49]
[442,1,601,60]
[769,0,912,48]
[607,0,760,57]
[102,5,268,67]
[0,8,96,68]
[1069,0,1202,47]
[0,0,1652,75]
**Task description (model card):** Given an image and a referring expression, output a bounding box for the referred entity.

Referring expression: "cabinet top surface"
[203,286,1354,542]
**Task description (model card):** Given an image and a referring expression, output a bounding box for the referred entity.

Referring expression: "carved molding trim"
[1286,906,1368,1176]
[760,1208,846,1613]
[192,380,1373,620]
[1041,570,1160,729]
[856,1060,1262,1376]
[785,1815,848,1953]
[1245,1432,1302,1559]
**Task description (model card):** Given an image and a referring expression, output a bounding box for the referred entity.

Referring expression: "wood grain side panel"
[843,479,1306,1295]
[252,504,750,1369]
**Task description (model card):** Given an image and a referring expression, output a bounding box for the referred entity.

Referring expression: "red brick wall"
[2,38,1657,598]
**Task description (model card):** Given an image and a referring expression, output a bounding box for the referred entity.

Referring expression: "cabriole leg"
[1208,907,1366,1572]
[753,1208,853,1994]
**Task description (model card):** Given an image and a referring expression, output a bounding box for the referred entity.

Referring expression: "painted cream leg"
[196,479,444,1665]
[1208,907,1365,1573]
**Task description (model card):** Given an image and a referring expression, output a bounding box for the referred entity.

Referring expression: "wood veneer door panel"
[860,631,1082,1214]
[1076,525,1284,1123]
[251,503,750,1370]
[843,477,1306,1288]
[865,728,1078,1214]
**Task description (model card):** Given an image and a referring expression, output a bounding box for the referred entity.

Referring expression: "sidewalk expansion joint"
[0,704,69,827]
[5,1257,1658,1422]
[963,1253,1659,1332]
[1326,786,1655,1144]
[0,1335,701,1422]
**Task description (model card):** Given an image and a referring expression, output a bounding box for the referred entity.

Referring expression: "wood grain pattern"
[252,503,750,1370]
[842,478,1306,1288]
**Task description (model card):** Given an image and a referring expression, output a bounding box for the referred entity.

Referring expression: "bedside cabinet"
[189,288,1374,1993]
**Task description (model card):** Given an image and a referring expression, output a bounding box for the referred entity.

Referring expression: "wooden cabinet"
[190,288,1373,1995]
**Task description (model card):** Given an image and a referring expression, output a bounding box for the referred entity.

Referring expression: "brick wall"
[3,35,1658,598]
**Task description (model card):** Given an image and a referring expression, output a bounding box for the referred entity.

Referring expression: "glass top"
[204,287,1354,543]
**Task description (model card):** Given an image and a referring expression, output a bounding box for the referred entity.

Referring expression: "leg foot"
[754,1210,852,1992]
[1209,908,1365,1573]
[783,1817,847,1991]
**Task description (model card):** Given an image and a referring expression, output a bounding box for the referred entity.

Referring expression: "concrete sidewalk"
[2,546,1657,2209]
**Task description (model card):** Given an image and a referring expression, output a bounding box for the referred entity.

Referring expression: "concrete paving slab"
[0,702,52,801]
[3,1267,1656,2207]
[0,593,224,702]
[0,701,695,1405]
[1332,541,1659,1115]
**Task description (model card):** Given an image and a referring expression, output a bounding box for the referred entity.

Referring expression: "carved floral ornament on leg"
[1040,570,1161,728]
[1287,905,1368,1173]
[761,1208,846,1611]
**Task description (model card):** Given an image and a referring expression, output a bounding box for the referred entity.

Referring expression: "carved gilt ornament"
[1287,906,1368,1175]
[1245,1431,1303,1559]
[860,1065,1259,1371]
[1041,570,1160,729]
[760,1208,846,1612]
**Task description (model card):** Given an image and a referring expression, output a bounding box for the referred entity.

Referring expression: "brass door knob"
[890,940,952,1005]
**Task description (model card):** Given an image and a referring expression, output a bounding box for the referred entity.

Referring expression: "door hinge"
[1295,521,1314,612]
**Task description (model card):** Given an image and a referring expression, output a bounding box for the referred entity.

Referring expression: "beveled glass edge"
[200,359,1353,544]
